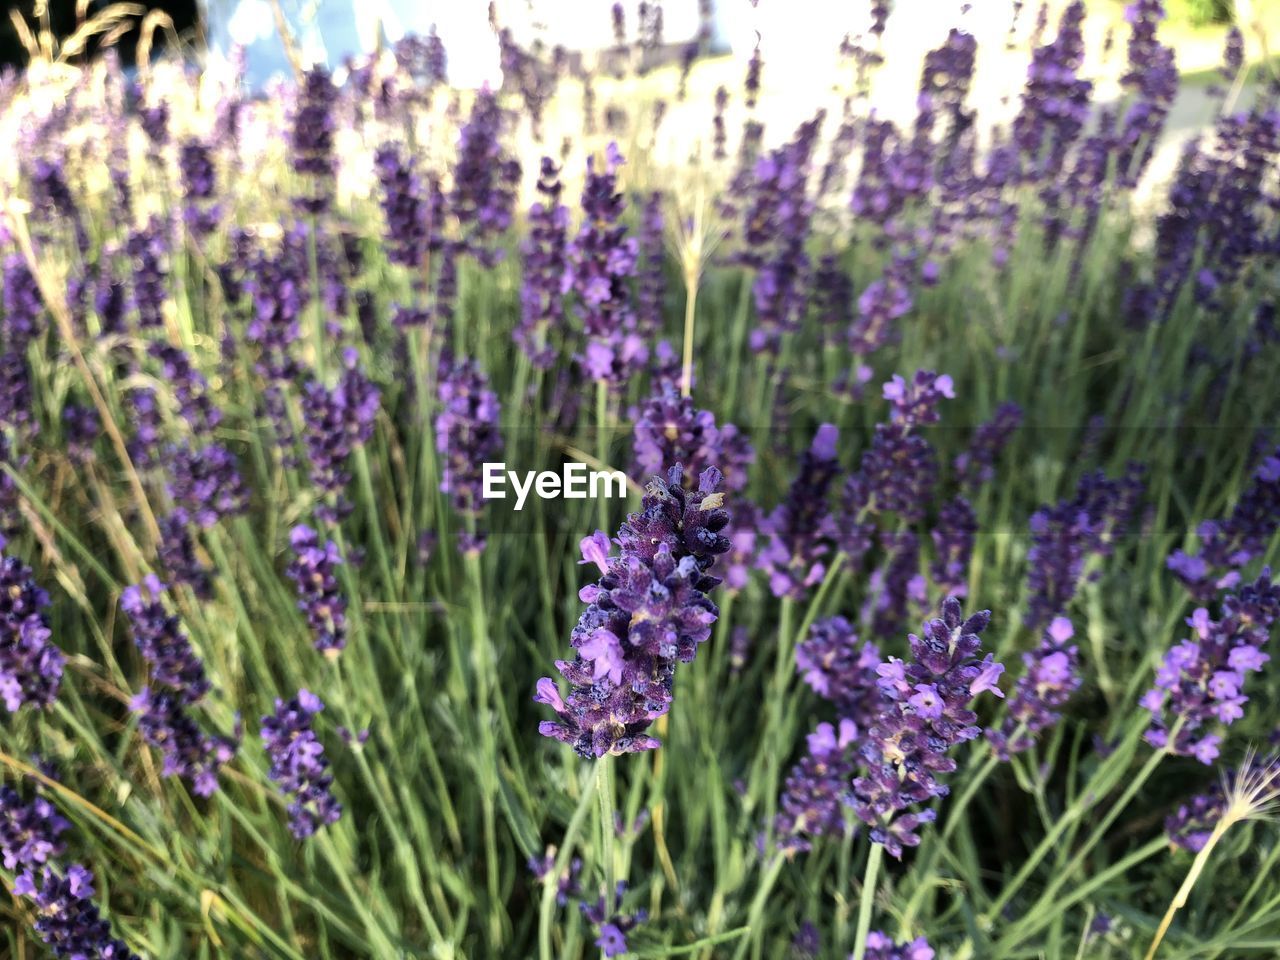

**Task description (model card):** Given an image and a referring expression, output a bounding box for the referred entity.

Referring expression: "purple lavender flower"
[716,499,761,594]
[565,143,646,385]
[838,373,954,556]
[635,191,666,338]
[301,349,381,521]
[862,530,928,638]
[290,67,338,215]
[537,467,730,757]
[123,575,211,703]
[451,88,520,266]
[793,921,820,958]
[930,497,977,598]
[712,86,729,160]
[580,883,647,958]
[0,786,68,870]
[1142,570,1279,764]
[853,598,1005,857]
[632,386,754,492]
[158,510,213,599]
[0,552,63,713]
[0,255,41,435]
[1164,783,1223,852]
[528,848,582,906]
[148,343,222,436]
[1024,464,1146,629]
[517,157,569,369]
[261,689,343,839]
[795,617,881,724]
[178,138,221,237]
[863,931,935,960]
[1013,2,1092,180]
[954,402,1023,489]
[987,616,1081,759]
[758,425,840,600]
[740,115,823,353]
[287,526,348,655]
[776,719,859,853]
[126,218,169,330]
[165,442,249,529]
[1168,446,1280,601]
[123,577,235,795]
[435,355,502,517]
[13,864,140,960]
[744,46,763,108]
[374,143,436,271]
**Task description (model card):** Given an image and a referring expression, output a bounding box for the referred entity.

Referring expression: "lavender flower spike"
[860,931,935,960]
[853,597,1005,857]
[1141,570,1279,764]
[987,616,1081,760]
[537,466,730,757]
[287,526,349,654]
[261,689,343,838]
[0,550,64,713]
[13,864,140,960]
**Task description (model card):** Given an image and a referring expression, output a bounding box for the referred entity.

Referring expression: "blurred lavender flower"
[838,372,954,559]
[435,355,502,517]
[451,88,520,266]
[632,386,753,492]
[792,921,820,958]
[537,467,730,756]
[636,191,666,338]
[126,218,171,331]
[123,575,211,702]
[124,576,235,795]
[1164,783,1223,852]
[863,931,935,960]
[13,864,139,960]
[1168,446,1280,601]
[853,598,1004,857]
[290,67,337,215]
[930,497,977,598]
[988,616,1081,759]
[165,442,249,529]
[0,552,63,713]
[1013,2,1092,179]
[565,143,646,385]
[517,157,569,369]
[0,786,68,870]
[1024,464,1146,629]
[954,402,1023,489]
[301,349,381,521]
[580,883,647,958]
[796,616,881,725]
[149,343,221,436]
[179,138,221,238]
[758,424,840,600]
[287,526,348,655]
[0,255,41,435]
[741,115,823,353]
[528,847,582,905]
[261,689,343,839]
[776,718,859,853]
[158,510,213,599]
[1142,571,1279,764]
[375,143,436,271]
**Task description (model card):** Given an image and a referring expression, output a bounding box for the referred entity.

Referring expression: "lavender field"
[0,1,1278,958]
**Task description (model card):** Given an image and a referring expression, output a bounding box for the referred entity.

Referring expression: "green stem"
[731,854,785,960]
[851,843,885,960]
[597,755,617,901]
[540,769,597,960]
